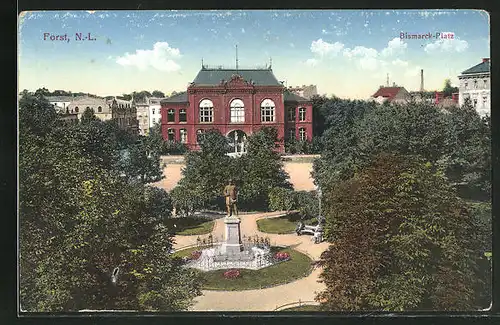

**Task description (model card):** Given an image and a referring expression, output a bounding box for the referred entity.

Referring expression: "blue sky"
[18,10,490,99]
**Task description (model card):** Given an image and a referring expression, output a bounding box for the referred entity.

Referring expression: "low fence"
[274,300,320,311]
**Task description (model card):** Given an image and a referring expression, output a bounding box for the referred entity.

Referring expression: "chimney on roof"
[420,69,424,92]
[393,82,396,87]
[482,58,490,63]
[386,73,389,87]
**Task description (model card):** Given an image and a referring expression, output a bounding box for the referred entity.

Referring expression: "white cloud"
[289,43,295,48]
[241,28,245,33]
[321,29,331,35]
[392,59,409,67]
[310,39,344,57]
[424,39,469,53]
[343,46,378,59]
[305,58,319,67]
[116,42,181,72]
[381,37,408,57]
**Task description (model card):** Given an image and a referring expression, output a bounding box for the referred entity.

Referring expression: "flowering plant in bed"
[223,269,241,279]
[274,251,291,261]
[189,250,202,260]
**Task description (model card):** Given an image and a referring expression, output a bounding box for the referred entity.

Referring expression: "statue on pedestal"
[223,179,238,217]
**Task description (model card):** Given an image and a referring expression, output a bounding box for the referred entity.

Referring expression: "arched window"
[197,129,205,143]
[167,128,175,141]
[180,129,187,143]
[261,99,275,122]
[97,106,102,113]
[167,109,175,122]
[287,107,296,122]
[74,106,79,113]
[199,99,214,123]
[179,109,187,122]
[230,99,245,123]
[299,107,306,121]
[299,127,307,141]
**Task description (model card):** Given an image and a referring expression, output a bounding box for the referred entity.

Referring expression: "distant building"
[160,64,313,153]
[287,85,318,99]
[148,97,163,130]
[371,84,410,104]
[135,99,150,135]
[45,95,78,113]
[110,97,139,134]
[66,96,139,133]
[66,96,112,120]
[434,91,459,108]
[458,58,490,116]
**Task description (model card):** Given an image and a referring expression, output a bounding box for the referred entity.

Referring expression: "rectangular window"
[199,107,213,123]
[168,129,175,141]
[473,99,478,107]
[180,129,187,143]
[152,108,155,114]
[299,128,307,141]
[261,107,275,122]
[289,128,295,140]
[484,79,488,88]
[299,107,306,122]
[152,118,156,124]
[287,107,296,122]
[167,109,175,122]
[179,109,187,122]
[230,107,245,123]
[464,82,468,89]
[483,96,487,106]
[474,80,478,89]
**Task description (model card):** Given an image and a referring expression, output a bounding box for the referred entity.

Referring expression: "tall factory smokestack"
[420,69,424,92]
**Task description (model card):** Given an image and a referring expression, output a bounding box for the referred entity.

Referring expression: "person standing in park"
[223,179,238,217]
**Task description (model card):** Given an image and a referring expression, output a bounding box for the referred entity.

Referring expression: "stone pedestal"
[220,216,243,256]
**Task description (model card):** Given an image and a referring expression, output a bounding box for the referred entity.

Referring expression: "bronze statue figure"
[223,179,238,217]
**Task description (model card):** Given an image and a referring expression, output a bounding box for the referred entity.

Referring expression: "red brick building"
[160,65,313,153]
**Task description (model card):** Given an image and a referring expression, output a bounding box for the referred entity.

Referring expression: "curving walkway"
[172,212,329,311]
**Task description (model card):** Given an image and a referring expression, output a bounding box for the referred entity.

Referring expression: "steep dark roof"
[284,91,310,103]
[160,92,188,104]
[461,60,490,74]
[192,68,282,86]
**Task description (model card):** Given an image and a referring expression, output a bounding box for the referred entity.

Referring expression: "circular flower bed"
[274,251,291,261]
[223,269,241,279]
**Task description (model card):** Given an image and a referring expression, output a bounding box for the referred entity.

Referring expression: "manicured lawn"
[171,245,211,259]
[200,247,313,291]
[281,305,320,311]
[257,213,317,234]
[165,216,215,236]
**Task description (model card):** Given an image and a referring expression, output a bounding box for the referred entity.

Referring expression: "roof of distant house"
[160,92,188,104]
[45,96,78,102]
[192,67,282,86]
[372,87,408,101]
[284,90,310,103]
[462,59,490,75]
[67,96,108,107]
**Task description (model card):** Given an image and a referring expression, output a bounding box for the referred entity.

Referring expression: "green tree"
[443,78,459,97]
[317,154,485,311]
[80,107,99,124]
[237,127,292,210]
[294,191,319,219]
[268,187,296,213]
[19,95,202,311]
[152,90,165,98]
[176,129,232,209]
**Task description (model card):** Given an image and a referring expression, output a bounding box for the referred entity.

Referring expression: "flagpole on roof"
[235,44,239,73]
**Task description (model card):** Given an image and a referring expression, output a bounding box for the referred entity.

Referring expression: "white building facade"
[458,58,490,116]
[148,97,163,130]
[46,96,76,113]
